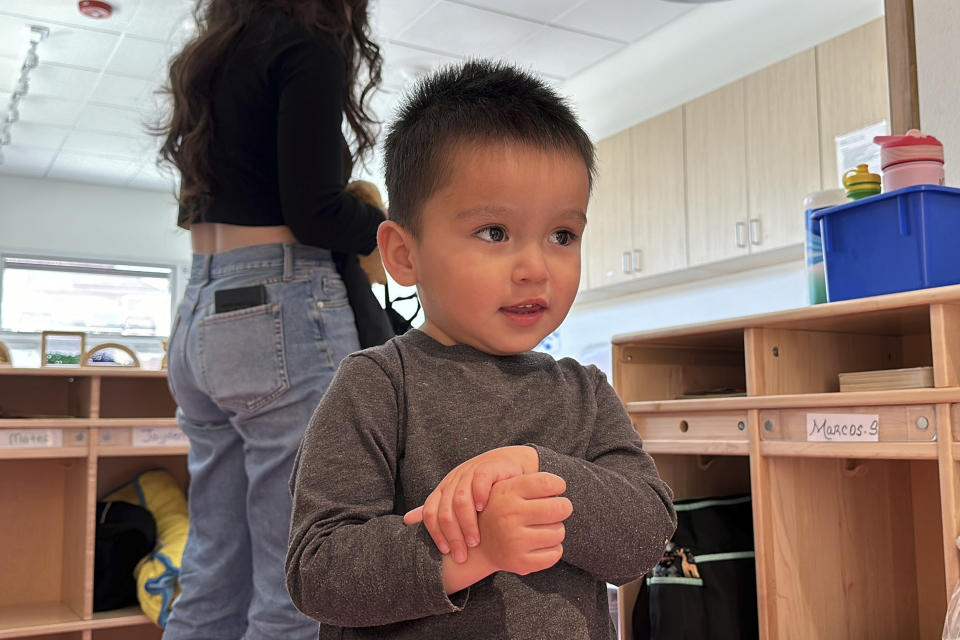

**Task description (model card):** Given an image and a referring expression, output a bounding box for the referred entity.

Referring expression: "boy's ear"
[377,221,418,287]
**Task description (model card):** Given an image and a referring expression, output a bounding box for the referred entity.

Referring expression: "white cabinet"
[587,130,634,289]
[744,49,822,251]
[684,81,749,267]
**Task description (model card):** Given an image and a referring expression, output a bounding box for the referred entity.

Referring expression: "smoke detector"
[78,1,113,19]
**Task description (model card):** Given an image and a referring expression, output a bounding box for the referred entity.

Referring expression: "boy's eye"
[549,230,576,246]
[476,225,508,242]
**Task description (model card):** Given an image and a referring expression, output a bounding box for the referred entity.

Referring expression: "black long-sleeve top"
[176,11,384,255]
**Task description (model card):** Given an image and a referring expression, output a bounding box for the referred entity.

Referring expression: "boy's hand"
[403,445,538,563]
[474,472,572,576]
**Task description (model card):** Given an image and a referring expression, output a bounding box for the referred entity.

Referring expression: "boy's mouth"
[500,300,547,325]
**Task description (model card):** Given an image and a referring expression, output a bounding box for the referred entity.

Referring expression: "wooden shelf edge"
[612,282,960,345]
[89,606,155,629]
[0,606,154,638]
[96,445,189,457]
[626,387,960,413]
[0,603,84,638]
[953,441,960,460]
[760,440,938,459]
[0,418,178,428]
[0,448,88,460]
[0,366,168,378]
[642,439,749,455]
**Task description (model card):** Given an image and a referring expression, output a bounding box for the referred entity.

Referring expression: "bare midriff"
[190,222,298,254]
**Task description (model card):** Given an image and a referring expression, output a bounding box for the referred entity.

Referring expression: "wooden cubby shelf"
[613,284,960,639]
[0,367,180,640]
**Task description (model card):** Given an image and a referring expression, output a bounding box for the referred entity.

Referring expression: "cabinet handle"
[749,218,761,245]
[735,222,747,248]
[632,249,643,274]
[621,251,632,274]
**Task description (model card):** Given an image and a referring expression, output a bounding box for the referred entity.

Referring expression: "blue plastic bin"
[811,185,960,302]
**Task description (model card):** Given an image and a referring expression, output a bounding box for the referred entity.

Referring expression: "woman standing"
[155,1,383,638]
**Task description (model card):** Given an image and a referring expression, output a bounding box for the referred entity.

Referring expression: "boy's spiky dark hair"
[383,59,595,235]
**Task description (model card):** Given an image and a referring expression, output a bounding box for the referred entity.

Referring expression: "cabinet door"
[744,49,821,252]
[630,107,687,275]
[586,129,634,288]
[817,17,891,189]
[684,81,749,266]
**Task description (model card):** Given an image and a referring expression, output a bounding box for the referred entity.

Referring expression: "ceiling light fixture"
[0,25,49,165]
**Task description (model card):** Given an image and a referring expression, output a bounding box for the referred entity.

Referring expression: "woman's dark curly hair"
[155,0,382,224]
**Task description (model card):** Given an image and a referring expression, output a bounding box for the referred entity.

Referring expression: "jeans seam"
[245,304,290,412]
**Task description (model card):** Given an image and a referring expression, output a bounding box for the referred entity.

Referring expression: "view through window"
[1,255,174,337]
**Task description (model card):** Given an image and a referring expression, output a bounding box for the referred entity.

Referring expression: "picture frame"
[84,342,140,367]
[41,331,86,367]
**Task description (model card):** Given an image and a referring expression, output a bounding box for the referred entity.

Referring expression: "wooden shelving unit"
[613,284,960,640]
[0,367,183,640]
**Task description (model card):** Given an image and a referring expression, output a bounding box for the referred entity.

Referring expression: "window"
[0,255,175,337]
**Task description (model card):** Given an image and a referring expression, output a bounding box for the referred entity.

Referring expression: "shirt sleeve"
[530,368,677,586]
[274,33,384,254]
[286,353,468,627]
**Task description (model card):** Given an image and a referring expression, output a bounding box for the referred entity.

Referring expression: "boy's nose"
[512,246,548,284]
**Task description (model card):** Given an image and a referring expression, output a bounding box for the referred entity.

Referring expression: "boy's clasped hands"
[403,445,573,578]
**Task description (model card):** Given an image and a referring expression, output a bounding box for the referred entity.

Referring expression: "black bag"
[333,252,394,348]
[635,494,758,640]
[334,253,421,348]
[94,500,157,612]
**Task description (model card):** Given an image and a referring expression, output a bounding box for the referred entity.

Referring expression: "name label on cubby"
[806,413,879,442]
[0,429,63,449]
[131,426,188,447]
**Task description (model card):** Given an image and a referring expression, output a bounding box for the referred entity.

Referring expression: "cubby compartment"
[0,459,90,634]
[613,329,746,402]
[97,376,176,419]
[97,455,189,499]
[619,453,753,638]
[0,372,94,419]
[760,457,945,639]
[746,304,933,396]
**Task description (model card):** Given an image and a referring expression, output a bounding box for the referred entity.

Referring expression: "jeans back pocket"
[198,302,289,413]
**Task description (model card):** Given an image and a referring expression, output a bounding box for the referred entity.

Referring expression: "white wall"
[554,260,807,377]
[914,0,960,188]
[0,174,189,267]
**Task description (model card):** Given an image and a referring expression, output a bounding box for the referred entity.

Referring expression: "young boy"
[286,60,676,639]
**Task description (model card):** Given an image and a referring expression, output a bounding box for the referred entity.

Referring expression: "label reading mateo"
[1,429,63,449]
[806,413,879,442]
[132,426,188,447]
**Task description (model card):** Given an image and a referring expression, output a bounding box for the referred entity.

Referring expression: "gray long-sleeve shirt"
[287,329,676,639]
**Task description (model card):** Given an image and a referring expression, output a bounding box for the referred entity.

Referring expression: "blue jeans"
[163,244,359,640]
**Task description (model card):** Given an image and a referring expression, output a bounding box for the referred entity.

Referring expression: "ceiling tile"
[37,23,120,70]
[91,73,153,108]
[15,94,85,127]
[123,0,194,42]
[0,15,35,59]
[0,1,141,32]
[0,57,17,92]
[372,0,438,37]
[380,41,460,91]
[28,63,100,102]
[62,130,154,159]
[105,36,173,80]
[75,104,149,136]
[126,162,179,192]
[0,145,56,178]
[397,3,541,58]
[555,0,693,42]
[459,0,583,23]
[506,26,620,79]
[47,150,140,186]
[5,122,70,150]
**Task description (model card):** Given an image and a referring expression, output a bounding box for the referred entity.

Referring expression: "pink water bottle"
[873,129,945,192]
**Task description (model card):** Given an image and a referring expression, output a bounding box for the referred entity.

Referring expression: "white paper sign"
[0,429,63,449]
[132,426,188,447]
[806,413,879,442]
[835,121,889,186]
